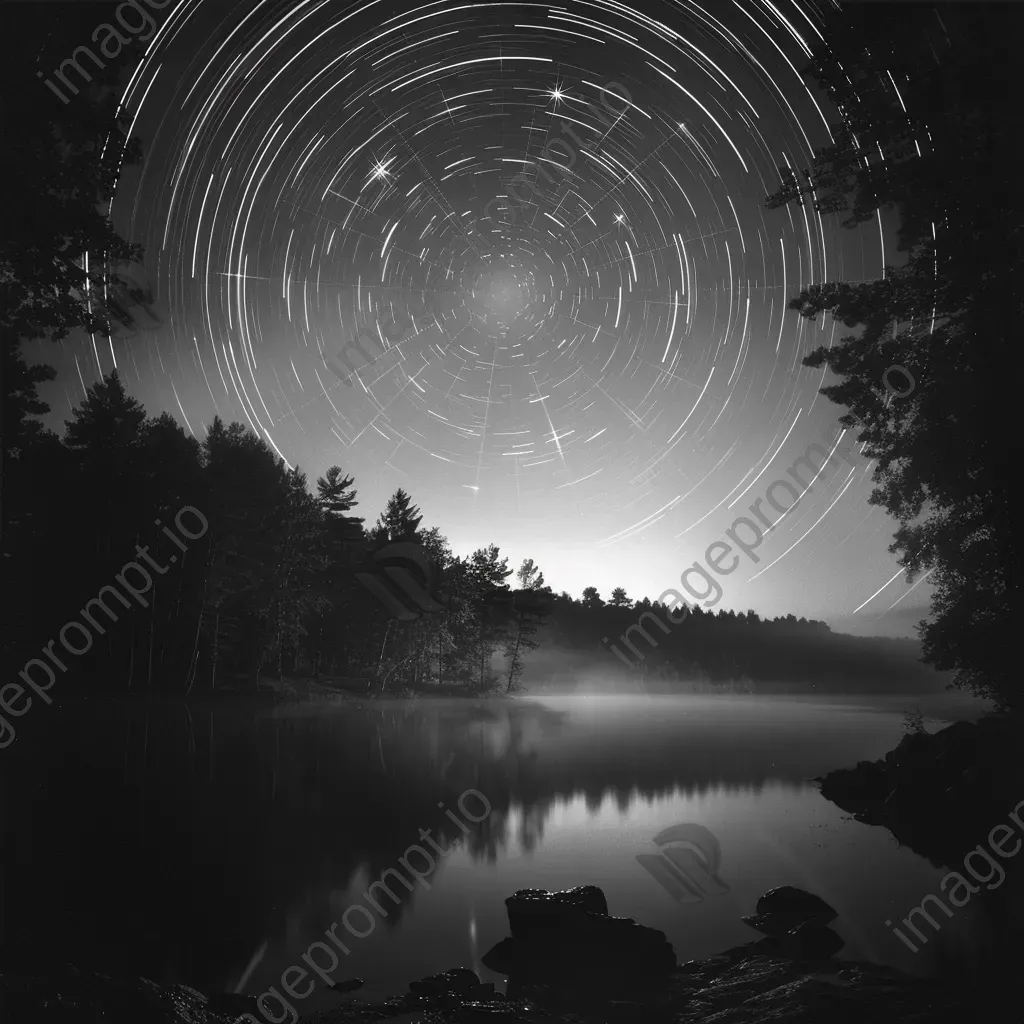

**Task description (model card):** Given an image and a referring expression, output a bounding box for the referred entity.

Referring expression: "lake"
[0,690,995,1016]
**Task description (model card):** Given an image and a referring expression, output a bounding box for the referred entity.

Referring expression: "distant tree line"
[2,369,951,698]
[527,587,945,694]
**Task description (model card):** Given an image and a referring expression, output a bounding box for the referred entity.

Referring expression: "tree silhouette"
[764,2,1022,708]
[374,488,423,543]
[465,545,514,690]
[516,557,545,591]
[2,347,58,459]
[316,466,364,542]
[62,370,148,567]
[2,18,152,342]
[63,370,146,452]
[503,588,549,693]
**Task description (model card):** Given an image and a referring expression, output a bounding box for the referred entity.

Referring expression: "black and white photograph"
[1,0,1021,1020]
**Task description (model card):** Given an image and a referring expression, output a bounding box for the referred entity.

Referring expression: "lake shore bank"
[2,893,985,1024]
[0,957,981,1023]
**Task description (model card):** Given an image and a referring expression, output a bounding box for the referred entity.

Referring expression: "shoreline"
[2,903,985,1024]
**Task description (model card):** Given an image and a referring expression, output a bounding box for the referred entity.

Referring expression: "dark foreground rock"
[740,885,838,937]
[0,964,246,1023]
[484,886,677,989]
[0,882,984,1023]
[505,885,609,937]
[2,957,980,1024]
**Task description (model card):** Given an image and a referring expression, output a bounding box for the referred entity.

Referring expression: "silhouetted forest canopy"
[2,370,947,697]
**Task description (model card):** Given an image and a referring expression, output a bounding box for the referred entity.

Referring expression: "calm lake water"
[1,690,996,1015]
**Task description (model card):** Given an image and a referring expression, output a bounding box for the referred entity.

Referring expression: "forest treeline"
[3,368,538,694]
[3,368,945,697]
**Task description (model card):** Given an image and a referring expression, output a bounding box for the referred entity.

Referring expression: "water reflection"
[0,693,995,1008]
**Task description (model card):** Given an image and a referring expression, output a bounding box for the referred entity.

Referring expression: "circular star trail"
[105,0,920,622]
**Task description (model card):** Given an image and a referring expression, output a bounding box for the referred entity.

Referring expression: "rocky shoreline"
[1,884,979,1024]
[0,956,976,1024]
[813,713,1024,868]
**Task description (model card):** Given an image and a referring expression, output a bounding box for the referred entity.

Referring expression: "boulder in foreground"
[741,885,839,937]
[484,885,677,993]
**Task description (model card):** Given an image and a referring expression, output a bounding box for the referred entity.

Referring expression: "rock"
[0,965,237,1024]
[748,936,791,959]
[409,967,482,998]
[504,885,608,937]
[600,998,672,1021]
[934,721,978,764]
[722,922,844,964]
[0,936,988,1024]
[327,977,365,994]
[206,991,259,1016]
[816,759,889,811]
[450,1002,521,1022]
[664,957,976,1022]
[895,729,932,754]
[483,916,677,980]
[742,912,814,936]
[754,886,838,922]
[742,888,839,942]
[781,921,845,959]
[486,885,676,988]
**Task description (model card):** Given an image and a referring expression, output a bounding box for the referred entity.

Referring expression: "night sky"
[28,0,931,637]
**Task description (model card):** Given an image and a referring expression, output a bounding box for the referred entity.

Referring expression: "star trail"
[69,0,927,632]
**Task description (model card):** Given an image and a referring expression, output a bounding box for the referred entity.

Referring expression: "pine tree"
[516,557,545,591]
[316,466,364,541]
[62,370,148,568]
[467,544,514,690]
[63,370,147,455]
[374,488,423,543]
